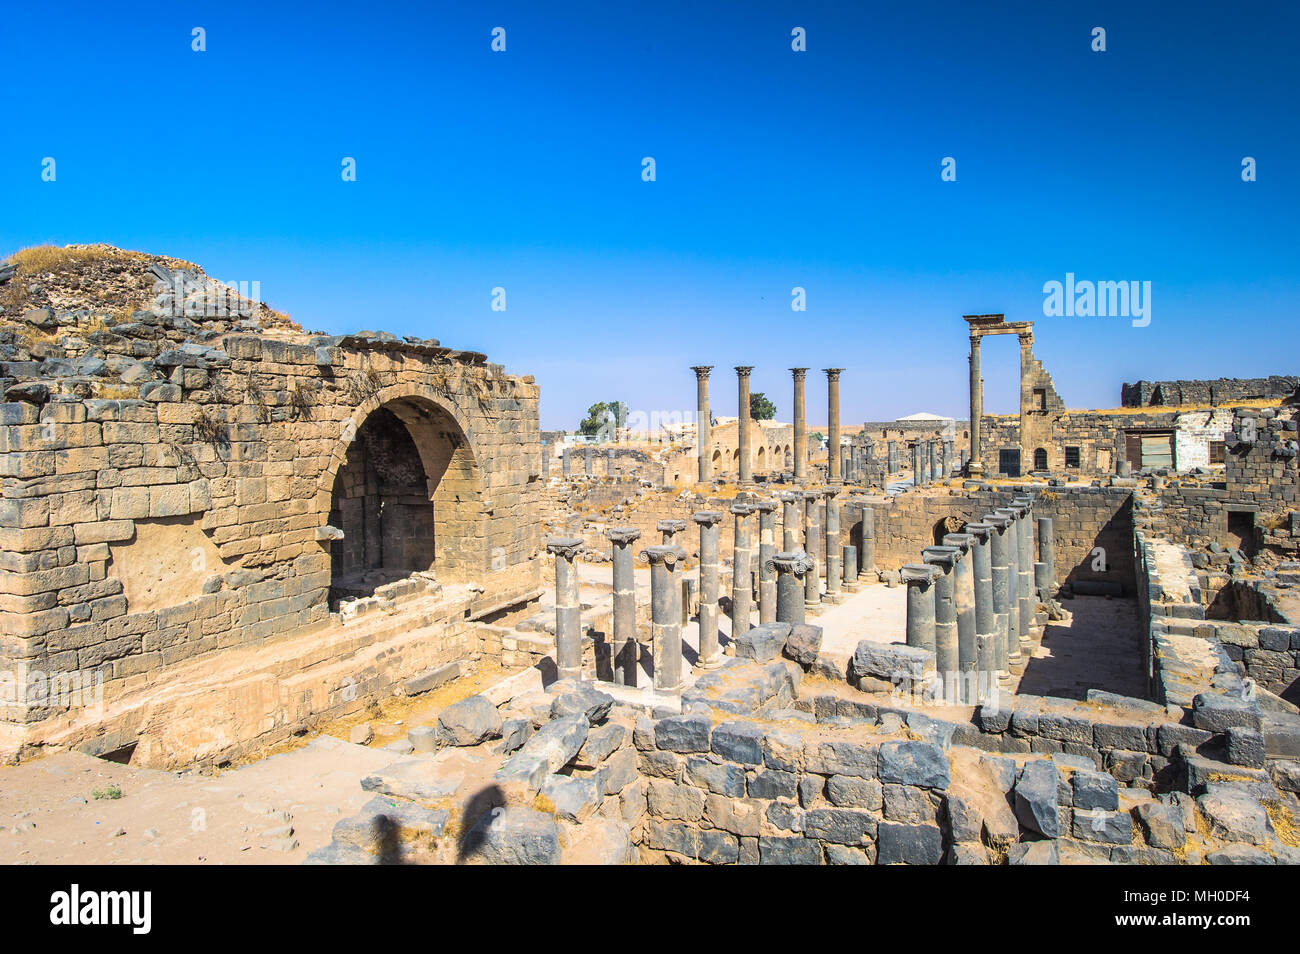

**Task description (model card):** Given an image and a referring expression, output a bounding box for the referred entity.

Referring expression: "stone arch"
[316,384,485,598]
[1034,447,1048,471]
[757,445,767,470]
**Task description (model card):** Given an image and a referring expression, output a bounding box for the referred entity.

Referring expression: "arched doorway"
[757,446,766,471]
[326,394,482,603]
[1034,447,1048,471]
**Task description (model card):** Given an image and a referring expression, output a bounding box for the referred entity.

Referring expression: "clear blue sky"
[2,1,1297,429]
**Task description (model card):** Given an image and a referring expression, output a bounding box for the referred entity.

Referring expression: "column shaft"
[736,367,753,485]
[791,368,808,481]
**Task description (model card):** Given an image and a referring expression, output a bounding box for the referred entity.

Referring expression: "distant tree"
[578,400,627,438]
[810,431,825,445]
[750,392,777,420]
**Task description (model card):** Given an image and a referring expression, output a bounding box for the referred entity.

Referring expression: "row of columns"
[691,365,847,486]
[546,445,624,480]
[545,491,885,692]
[909,438,960,487]
[900,496,1057,704]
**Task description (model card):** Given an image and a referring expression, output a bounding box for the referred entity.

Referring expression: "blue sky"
[2,1,1297,429]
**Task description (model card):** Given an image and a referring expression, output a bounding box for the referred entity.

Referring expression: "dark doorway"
[999,448,1021,477]
[1227,510,1257,558]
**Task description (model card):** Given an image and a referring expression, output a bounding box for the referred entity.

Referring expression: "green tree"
[750,392,777,420]
[578,400,627,437]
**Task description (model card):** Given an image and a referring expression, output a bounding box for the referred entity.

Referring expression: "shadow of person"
[455,783,507,864]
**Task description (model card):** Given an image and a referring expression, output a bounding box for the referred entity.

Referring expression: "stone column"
[929,440,939,485]
[824,369,843,484]
[887,440,897,475]
[606,447,616,477]
[842,544,858,590]
[755,500,778,623]
[993,508,1025,674]
[824,488,842,603]
[606,527,641,686]
[547,538,584,681]
[644,544,687,692]
[922,545,959,703]
[859,500,877,581]
[1036,515,1056,598]
[965,521,999,690]
[941,441,952,479]
[562,448,572,478]
[657,519,687,545]
[911,441,922,486]
[779,492,799,551]
[791,368,808,481]
[584,445,593,475]
[736,366,754,486]
[902,563,940,653]
[541,441,549,480]
[983,512,1014,682]
[802,491,821,609]
[692,365,713,484]
[943,532,977,703]
[1014,497,1036,647]
[969,335,983,476]
[692,511,723,669]
[770,551,813,624]
[730,503,755,638]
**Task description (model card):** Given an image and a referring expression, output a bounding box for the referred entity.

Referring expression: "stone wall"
[1122,376,1299,408]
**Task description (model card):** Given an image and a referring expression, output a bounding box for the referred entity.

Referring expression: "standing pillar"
[606,447,616,477]
[824,489,842,603]
[606,527,642,686]
[1014,497,1037,646]
[993,508,1025,674]
[791,368,808,482]
[802,491,821,609]
[730,503,755,638]
[562,447,572,478]
[984,512,1014,682]
[825,369,843,484]
[541,442,549,480]
[771,551,813,624]
[969,335,983,477]
[691,365,713,484]
[902,563,940,653]
[1036,516,1056,599]
[941,441,952,479]
[965,521,999,698]
[584,445,593,476]
[888,440,898,475]
[922,545,959,702]
[859,501,877,581]
[755,500,778,623]
[644,545,687,692]
[736,366,754,486]
[779,492,799,551]
[929,440,939,485]
[692,511,724,668]
[943,533,977,703]
[547,538,584,681]
[657,519,687,545]
[842,544,858,590]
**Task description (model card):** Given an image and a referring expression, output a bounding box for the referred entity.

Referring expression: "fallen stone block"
[436,695,503,746]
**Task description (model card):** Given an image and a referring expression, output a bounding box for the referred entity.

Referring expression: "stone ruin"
[2,246,1298,866]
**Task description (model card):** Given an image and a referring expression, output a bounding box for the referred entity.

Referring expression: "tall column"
[993,508,1025,674]
[1014,496,1036,647]
[547,538,584,681]
[562,448,571,478]
[692,511,724,669]
[969,335,983,476]
[606,527,641,686]
[606,447,616,477]
[1036,516,1056,599]
[983,512,1014,683]
[657,519,686,545]
[887,440,897,475]
[736,366,754,486]
[929,440,939,485]
[842,544,858,590]
[791,368,808,481]
[644,544,686,692]
[965,521,999,694]
[943,532,977,703]
[541,441,549,480]
[824,369,843,484]
[779,492,799,551]
[941,441,952,479]
[755,500,778,623]
[922,545,959,703]
[771,551,813,624]
[859,501,877,580]
[730,503,755,638]
[824,488,842,603]
[911,441,921,486]
[902,563,940,653]
[584,444,593,475]
[802,491,821,609]
[691,365,713,484]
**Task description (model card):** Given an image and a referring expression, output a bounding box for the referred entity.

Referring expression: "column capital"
[734,365,754,378]
[922,545,959,570]
[690,365,714,378]
[789,367,808,380]
[606,526,642,544]
[752,499,778,513]
[901,563,941,586]
[769,550,815,576]
[777,491,801,503]
[657,519,687,534]
[640,544,686,566]
[942,532,974,554]
[729,503,755,516]
[982,512,1012,531]
[964,521,993,543]
[546,537,584,560]
[823,368,844,380]
[692,510,724,526]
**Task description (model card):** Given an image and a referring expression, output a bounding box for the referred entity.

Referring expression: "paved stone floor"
[1017,595,1146,700]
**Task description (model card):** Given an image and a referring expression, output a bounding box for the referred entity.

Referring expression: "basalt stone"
[758,835,823,865]
[783,623,823,666]
[462,807,561,864]
[435,695,503,746]
[735,622,791,663]
[407,726,438,754]
[1192,693,1262,733]
[1197,791,1269,845]
[549,682,615,725]
[878,741,949,789]
[826,775,884,811]
[654,714,712,753]
[1269,760,1300,793]
[802,808,878,845]
[684,757,746,797]
[1134,802,1185,850]
[748,769,799,800]
[876,822,943,865]
[575,723,627,766]
[975,704,1012,734]
[1071,770,1119,811]
[851,642,934,681]
[1073,808,1133,845]
[804,740,878,779]
[1206,844,1274,865]
[494,718,533,755]
[711,722,764,764]
[698,829,740,864]
[1014,760,1059,838]
[1225,727,1267,768]
[1008,840,1059,865]
[504,715,588,775]
[539,773,603,823]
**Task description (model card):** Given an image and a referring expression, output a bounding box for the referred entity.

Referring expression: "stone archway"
[318,386,484,601]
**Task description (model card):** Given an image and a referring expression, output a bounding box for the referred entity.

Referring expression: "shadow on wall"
[1061,495,1135,596]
